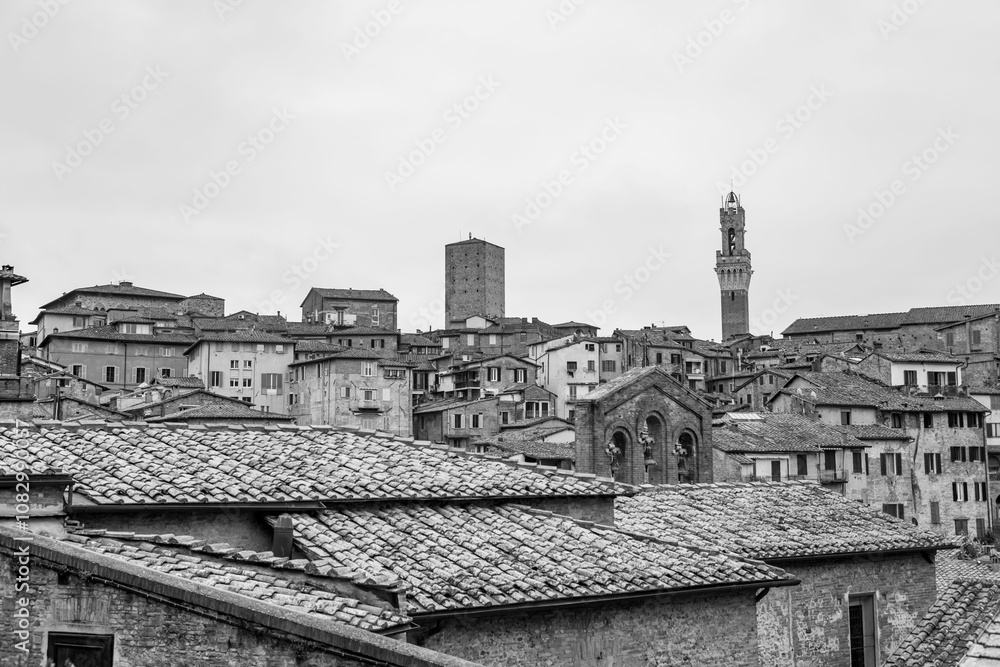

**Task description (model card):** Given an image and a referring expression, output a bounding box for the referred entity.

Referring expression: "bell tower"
[714,191,752,340]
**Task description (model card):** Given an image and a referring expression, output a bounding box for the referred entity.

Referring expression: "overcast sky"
[2,1,997,341]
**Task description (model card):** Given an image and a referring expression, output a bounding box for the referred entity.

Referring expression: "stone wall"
[422,589,761,667]
[757,552,937,667]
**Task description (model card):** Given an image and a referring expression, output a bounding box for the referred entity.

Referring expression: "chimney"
[272,514,294,557]
[120,281,133,287]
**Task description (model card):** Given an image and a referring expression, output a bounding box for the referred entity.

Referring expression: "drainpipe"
[985,415,993,533]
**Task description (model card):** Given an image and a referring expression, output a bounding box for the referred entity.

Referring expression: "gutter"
[67,501,327,514]
[761,544,957,565]
[408,576,800,622]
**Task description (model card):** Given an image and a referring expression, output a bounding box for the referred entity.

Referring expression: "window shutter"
[931,501,940,524]
[936,453,942,473]
[898,505,904,520]
[880,454,887,476]
[964,482,969,501]
[865,454,869,475]
[381,388,391,401]
[895,453,902,475]
[953,483,958,501]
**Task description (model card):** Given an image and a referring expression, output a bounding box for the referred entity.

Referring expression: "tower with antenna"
[714,191,753,341]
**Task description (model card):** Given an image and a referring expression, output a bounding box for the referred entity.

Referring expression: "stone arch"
[674,428,699,483]
[640,411,667,484]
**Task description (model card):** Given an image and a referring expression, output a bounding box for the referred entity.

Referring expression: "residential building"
[618,483,952,667]
[444,237,504,327]
[289,348,413,435]
[435,354,539,401]
[120,388,265,421]
[328,326,400,353]
[184,332,294,413]
[471,417,576,469]
[412,384,556,447]
[769,371,991,536]
[300,287,398,329]
[715,191,753,341]
[529,335,624,419]
[614,326,728,392]
[433,316,559,357]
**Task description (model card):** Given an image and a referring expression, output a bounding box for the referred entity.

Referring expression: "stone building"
[289,349,413,435]
[715,191,753,341]
[300,288,399,330]
[769,370,991,536]
[0,421,798,667]
[184,331,294,413]
[444,237,505,328]
[617,482,953,667]
[572,365,714,485]
[529,335,624,419]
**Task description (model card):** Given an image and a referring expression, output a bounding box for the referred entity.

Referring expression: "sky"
[1,1,997,341]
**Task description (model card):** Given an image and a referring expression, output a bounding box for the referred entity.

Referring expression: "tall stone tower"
[444,237,505,329]
[715,192,752,341]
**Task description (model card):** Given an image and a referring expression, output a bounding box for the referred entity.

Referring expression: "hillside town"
[2,193,1000,666]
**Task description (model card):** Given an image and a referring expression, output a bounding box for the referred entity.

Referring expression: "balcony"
[819,469,847,483]
[351,399,386,412]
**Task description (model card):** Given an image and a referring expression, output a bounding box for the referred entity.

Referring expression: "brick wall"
[74,509,276,552]
[422,589,761,667]
[756,552,937,667]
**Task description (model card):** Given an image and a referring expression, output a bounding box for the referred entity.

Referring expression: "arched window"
[676,431,697,483]
[728,228,736,255]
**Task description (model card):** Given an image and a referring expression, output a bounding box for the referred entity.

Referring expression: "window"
[930,501,941,524]
[489,334,497,345]
[721,361,727,374]
[890,413,903,428]
[441,337,450,349]
[953,482,969,502]
[988,423,1000,438]
[968,413,983,428]
[134,367,147,384]
[882,503,905,519]
[948,412,963,428]
[655,352,663,364]
[104,366,117,383]
[569,385,578,400]
[585,343,595,351]
[384,368,404,379]
[849,595,876,667]
[670,354,681,365]
[261,373,282,392]
[797,454,808,477]
[371,305,379,326]
[951,446,967,463]
[160,347,175,357]
[71,342,88,353]
[230,377,240,387]
[513,369,527,383]
[362,389,375,401]
[453,413,464,429]
[500,411,509,425]
[852,451,864,474]
[275,344,285,354]
[587,360,595,372]
[363,362,376,377]
[487,367,500,382]
[880,453,903,476]
[230,360,239,370]
[471,414,481,429]
[243,359,252,369]
[519,332,527,342]
[840,410,852,426]
[241,397,252,403]
[602,360,616,372]
[946,332,956,348]
[71,364,85,379]
[955,518,969,535]
[466,334,476,345]
[970,446,986,462]
[210,371,223,387]
[47,632,114,667]
[978,518,988,540]
[340,386,351,398]
[824,450,837,471]
[972,329,982,346]
[567,361,578,372]
[904,370,918,386]
[371,338,385,349]
[924,452,943,474]
[924,413,933,429]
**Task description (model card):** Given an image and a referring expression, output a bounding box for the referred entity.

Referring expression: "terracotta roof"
[577,365,704,405]
[38,325,195,346]
[330,327,399,336]
[61,531,409,633]
[781,312,907,336]
[289,349,415,367]
[0,424,617,505]
[189,332,292,344]
[712,413,866,453]
[306,288,398,303]
[40,283,186,309]
[481,438,576,462]
[551,321,597,329]
[843,424,912,440]
[293,340,348,354]
[874,350,962,364]
[904,304,1000,326]
[284,322,333,336]
[147,403,295,423]
[616,482,955,561]
[280,503,794,615]
[156,376,205,389]
[30,304,97,323]
[778,371,990,412]
[885,578,1000,667]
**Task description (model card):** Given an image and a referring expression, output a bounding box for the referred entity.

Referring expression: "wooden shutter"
[880,454,887,476]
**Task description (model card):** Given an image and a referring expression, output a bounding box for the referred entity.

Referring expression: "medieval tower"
[715,191,752,340]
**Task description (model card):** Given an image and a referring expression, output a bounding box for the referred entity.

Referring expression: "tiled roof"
[190,332,292,344]
[147,403,295,423]
[62,531,409,633]
[577,365,703,404]
[936,550,1000,596]
[281,503,793,615]
[307,288,398,303]
[551,321,597,329]
[874,350,962,364]
[481,438,576,462]
[30,304,96,323]
[904,304,1000,326]
[156,376,205,389]
[40,284,186,309]
[0,424,616,505]
[293,340,347,353]
[712,413,865,453]
[781,312,908,336]
[885,578,1000,667]
[779,371,990,412]
[284,322,334,336]
[39,325,195,346]
[289,349,415,367]
[329,327,399,336]
[616,482,955,561]
[843,424,911,440]
[185,293,223,300]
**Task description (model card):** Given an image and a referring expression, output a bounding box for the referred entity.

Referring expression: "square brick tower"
[715,192,753,341]
[444,237,505,328]
[0,265,28,395]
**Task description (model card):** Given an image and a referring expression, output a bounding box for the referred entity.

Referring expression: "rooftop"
[712,413,867,453]
[776,371,990,412]
[616,482,955,561]
[306,288,398,304]
[40,283,186,309]
[282,503,794,615]
[0,423,617,505]
[38,324,195,346]
[146,402,296,423]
